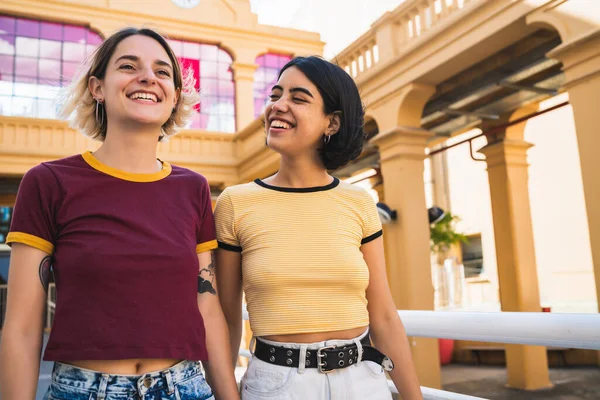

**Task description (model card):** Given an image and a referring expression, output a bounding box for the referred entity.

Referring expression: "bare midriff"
[262,325,368,344]
[65,358,182,375]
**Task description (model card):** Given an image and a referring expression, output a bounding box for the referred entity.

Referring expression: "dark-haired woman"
[0,27,239,400]
[215,56,423,399]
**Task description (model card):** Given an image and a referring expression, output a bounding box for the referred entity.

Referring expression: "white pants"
[241,330,393,400]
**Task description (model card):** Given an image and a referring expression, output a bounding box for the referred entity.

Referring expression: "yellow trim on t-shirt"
[6,232,54,254]
[196,240,218,253]
[82,151,172,182]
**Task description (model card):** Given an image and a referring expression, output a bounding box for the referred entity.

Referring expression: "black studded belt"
[254,334,394,373]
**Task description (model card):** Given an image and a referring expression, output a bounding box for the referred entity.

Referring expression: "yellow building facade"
[1,0,600,392]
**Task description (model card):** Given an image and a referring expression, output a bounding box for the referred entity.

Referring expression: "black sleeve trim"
[218,241,242,252]
[361,230,383,245]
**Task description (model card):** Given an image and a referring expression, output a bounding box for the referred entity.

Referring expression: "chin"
[128,113,169,126]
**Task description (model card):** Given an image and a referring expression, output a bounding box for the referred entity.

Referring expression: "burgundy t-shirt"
[6,151,217,361]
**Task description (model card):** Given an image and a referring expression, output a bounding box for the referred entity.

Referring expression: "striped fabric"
[214,178,382,336]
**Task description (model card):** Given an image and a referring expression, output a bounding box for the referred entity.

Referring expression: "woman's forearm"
[202,307,240,400]
[0,329,43,400]
[226,316,243,368]
[370,313,423,400]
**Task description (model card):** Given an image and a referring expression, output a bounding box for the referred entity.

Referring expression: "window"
[0,15,102,119]
[168,40,235,133]
[0,207,11,244]
[253,53,292,118]
[461,234,484,278]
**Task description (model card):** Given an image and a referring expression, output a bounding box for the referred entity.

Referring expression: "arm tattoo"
[39,256,52,293]
[198,252,216,295]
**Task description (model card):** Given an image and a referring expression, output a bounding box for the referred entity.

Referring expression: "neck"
[92,122,162,173]
[269,154,331,188]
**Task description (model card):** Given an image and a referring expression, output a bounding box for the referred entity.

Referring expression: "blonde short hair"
[59,27,200,141]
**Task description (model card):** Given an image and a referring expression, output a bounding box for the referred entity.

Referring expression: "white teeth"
[271,120,291,129]
[129,92,158,102]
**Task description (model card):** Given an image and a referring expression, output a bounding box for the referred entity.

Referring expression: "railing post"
[373,19,399,63]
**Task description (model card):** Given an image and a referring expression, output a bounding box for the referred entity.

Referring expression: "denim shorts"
[43,360,214,400]
[241,330,392,400]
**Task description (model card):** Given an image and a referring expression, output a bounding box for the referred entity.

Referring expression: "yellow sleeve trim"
[6,232,54,254]
[196,240,218,253]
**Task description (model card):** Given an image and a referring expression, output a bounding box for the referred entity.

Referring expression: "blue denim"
[43,360,214,400]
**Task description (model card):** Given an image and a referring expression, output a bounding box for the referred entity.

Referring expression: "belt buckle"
[316,345,336,373]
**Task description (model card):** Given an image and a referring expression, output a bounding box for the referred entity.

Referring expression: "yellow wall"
[444,94,597,314]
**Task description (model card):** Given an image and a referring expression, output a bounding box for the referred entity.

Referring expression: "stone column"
[478,119,552,390]
[371,126,442,389]
[231,62,258,131]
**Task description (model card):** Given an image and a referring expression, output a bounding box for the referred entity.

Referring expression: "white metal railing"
[239,308,600,400]
[335,0,479,79]
[398,310,600,350]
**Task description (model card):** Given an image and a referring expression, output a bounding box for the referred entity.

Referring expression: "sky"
[249,0,405,58]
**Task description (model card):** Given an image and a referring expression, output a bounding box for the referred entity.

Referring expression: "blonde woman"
[0,27,239,400]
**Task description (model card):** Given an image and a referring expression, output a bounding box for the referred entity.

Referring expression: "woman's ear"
[88,76,103,101]
[173,88,180,109]
[326,111,342,136]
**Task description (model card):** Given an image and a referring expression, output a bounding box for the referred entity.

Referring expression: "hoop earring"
[323,134,331,145]
[95,99,104,126]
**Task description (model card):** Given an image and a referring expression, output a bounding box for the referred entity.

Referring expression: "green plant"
[430,212,468,254]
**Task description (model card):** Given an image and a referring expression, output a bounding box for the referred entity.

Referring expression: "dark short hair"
[278,56,365,170]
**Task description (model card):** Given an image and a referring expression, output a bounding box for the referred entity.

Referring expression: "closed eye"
[268,94,280,100]
[157,70,171,77]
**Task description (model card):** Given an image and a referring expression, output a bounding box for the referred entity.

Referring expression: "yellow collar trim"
[82,151,172,182]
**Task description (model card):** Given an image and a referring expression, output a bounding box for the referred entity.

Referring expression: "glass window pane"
[0,77,14,96]
[39,39,62,60]
[63,25,85,43]
[0,95,14,115]
[219,81,234,97]
[217,62,232,80]
[200,45,217,61]
[85,44,97,58]
[15,57,37,77]
[255,54,267,67]
[168,40,182,57]
[37,98,57,119]
[87,31,103,45]
[0,54,14,75]
[201,78,218,96]
[62,61,80,80]
[183,42,200,59]
[63,42,85,62]
[13,80,38,97]
[200,60,217,78]
[12,96,35,116]
[40,22,63,41]
[0,16,16,35]
[16,37,39,57]
[218,49,233,64]
[16,19,39,38]
[0,34,16,55]
[38,59,61,80]
[37,81,60,99]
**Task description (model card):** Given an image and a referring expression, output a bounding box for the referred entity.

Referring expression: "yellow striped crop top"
[214,177,383,336]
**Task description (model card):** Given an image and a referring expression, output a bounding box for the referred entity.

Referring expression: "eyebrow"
[115,55,173,69]
[271,84,314,98]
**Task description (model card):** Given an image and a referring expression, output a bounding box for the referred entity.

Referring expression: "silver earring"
[95,99,104,126]
[323,134,331,145]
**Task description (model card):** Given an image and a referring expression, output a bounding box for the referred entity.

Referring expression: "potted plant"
[429,209,468,365]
